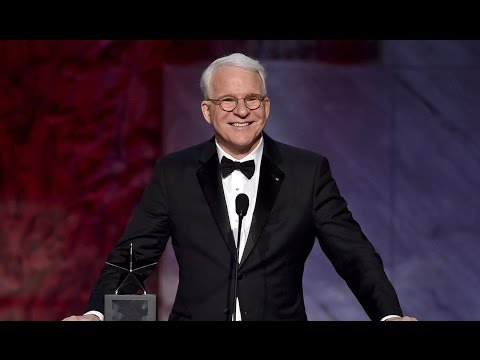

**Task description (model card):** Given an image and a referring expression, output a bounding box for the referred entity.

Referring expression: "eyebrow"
[218,93,263,99]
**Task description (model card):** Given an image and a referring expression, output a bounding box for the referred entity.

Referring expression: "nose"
[233,99,249,117]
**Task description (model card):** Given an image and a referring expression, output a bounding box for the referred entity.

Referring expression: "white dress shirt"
[216,137,263,321]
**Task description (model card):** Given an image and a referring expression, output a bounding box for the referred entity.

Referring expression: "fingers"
[385,315,418,321]
[62,315,100,321]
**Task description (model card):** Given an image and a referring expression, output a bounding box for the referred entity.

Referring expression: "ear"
[264,96,271,120]
[201,101,212,124]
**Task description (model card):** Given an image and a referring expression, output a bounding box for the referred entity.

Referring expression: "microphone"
[233,193,249,321]
[235,193,249,217]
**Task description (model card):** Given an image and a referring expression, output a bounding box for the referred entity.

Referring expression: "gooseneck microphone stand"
[233,193,249,321]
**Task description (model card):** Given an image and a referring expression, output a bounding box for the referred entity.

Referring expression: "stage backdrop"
[0,40,479,320]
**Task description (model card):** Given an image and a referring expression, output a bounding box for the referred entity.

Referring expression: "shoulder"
[153,140,213,170]
[267,138,337,186]
[269,138,329,166]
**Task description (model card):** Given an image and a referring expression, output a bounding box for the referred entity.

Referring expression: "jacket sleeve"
[312,155,403,321]
[85,158,171,313]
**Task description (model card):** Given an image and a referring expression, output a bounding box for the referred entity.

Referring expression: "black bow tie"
[220,157,255,179]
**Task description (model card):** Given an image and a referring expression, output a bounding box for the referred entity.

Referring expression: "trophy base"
[104,294,157,321]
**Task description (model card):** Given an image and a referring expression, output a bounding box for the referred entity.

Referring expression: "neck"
[217,137,262,160]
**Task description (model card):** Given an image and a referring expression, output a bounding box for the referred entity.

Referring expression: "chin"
[233,136,255,147]
[235,133,260,144]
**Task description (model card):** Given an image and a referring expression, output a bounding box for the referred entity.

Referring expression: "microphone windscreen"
[235,193,249,216]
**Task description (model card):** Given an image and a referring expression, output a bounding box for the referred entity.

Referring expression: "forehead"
[211,65,262,95]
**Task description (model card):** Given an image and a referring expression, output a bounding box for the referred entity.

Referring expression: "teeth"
[232,122,249,127]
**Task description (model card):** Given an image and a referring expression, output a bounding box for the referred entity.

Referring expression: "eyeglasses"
[207,94,266,112]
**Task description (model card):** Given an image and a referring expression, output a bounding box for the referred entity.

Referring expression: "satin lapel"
[196,152,237,257]
[240,155,284,267]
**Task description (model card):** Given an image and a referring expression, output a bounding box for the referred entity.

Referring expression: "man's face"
[201,65,270,159]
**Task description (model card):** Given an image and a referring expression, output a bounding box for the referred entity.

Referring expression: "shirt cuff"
[381,315,401,321]
[83,310,104,321]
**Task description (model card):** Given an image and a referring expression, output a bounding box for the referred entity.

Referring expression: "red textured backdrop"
[0,40,175,320]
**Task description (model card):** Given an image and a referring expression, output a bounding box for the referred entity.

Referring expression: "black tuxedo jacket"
[87,133,402,321]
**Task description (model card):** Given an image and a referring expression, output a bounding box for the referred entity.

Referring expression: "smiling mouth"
[230,122,253,127]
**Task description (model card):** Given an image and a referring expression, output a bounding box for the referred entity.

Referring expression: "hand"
[386,316,418,321]
[62,314,100,321]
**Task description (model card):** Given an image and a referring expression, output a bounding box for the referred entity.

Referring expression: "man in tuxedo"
[63,52,416,321]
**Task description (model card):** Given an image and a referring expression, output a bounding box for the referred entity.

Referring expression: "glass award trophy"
[104,243,157,321]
